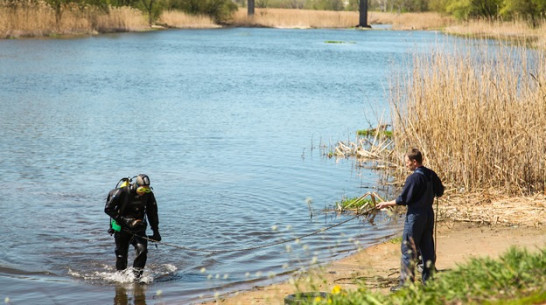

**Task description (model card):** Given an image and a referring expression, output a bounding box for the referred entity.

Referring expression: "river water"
[1,28,445,304]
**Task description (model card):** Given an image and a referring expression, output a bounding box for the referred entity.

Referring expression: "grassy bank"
[293,246,546,305]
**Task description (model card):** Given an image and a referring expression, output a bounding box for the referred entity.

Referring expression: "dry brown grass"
[444,18,546,49]
[0,2,223,38]
[231,7,359,28]
[230,8,454,30]
[389,42,546,195]
[1,2,89,38]
[438,190,545,227]
[0,2,149,38]
[369,11,455,30]
[158,10,220,29]
[95,7,149,33]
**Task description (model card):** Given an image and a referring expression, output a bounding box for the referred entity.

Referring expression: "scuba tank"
[109,177,132,233]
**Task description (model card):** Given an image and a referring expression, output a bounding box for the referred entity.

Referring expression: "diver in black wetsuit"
[105,174,161,278]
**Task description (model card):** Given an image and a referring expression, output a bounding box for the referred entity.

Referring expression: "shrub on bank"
[294,246,546,304]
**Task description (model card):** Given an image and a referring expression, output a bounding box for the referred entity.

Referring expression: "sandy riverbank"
[201,194,545,305]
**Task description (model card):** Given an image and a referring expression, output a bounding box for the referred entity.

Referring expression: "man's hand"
[376,200,396,210]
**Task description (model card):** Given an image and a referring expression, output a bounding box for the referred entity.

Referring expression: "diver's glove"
[149,230,161,242]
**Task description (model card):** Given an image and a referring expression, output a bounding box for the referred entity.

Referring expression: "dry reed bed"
[389,42,546,195]
[369,11,455,30]
[230,8,455,30]
[158,10,218,29]
[437,190,545,227]
[335,40,545,221]
[0,2,93,37]
[0,3,149,38]
[231,7,359,28]
[0,2,216,38]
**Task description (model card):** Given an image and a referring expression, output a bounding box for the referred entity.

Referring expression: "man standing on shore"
[376,148,444,290]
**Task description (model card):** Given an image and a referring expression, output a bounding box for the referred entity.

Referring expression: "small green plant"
[334,192,384,213]
[357,129,393,139]
[387,236,402,244]
[335,196,374,210]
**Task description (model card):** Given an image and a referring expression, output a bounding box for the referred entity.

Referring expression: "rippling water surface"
[1,28,443,304]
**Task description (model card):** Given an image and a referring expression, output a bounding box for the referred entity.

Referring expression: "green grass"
[335,196,375,210]
[357,128,393,139]
[296,246,546,304]
[324,40,355,44]
[387,236,402,244]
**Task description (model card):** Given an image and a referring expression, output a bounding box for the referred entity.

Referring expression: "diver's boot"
[133,268,143,280]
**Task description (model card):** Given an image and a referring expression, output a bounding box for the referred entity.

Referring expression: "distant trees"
[2,0,543,27]
[0,0,237,27]
[41,0,109,27]
[442,0,545,24]
[165,0,237,23]
[445,0,502,19]
[500,0,546,26]
[139,0,162,25]
[255,0,431,12]
[303,0,344,10]
[251,0,545,25]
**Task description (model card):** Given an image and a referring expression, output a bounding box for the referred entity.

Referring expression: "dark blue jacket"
[395,166,444,213]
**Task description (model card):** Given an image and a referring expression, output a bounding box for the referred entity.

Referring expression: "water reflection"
[114,283,147,305]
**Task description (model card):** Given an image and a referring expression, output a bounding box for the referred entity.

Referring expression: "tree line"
[238,0,545,25]
[2,0,545,27]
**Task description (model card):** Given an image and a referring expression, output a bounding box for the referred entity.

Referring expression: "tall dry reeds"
[369,11,455,30]
[230,8,454,30]
[0,2,149,38]
[390,42,546,194]
[231,7,359,28]
[158,10,219,29]
[94,7,149,33]
[0,1,89,37]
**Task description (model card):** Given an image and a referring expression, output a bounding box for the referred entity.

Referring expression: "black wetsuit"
[105,187,159,274]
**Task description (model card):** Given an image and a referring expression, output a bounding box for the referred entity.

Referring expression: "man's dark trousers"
[400,208,435,285]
